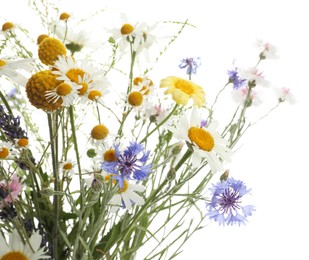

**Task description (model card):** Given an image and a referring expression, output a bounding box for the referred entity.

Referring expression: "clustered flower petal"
[179,57,201,75]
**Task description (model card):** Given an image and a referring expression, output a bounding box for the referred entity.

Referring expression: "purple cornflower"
[206,177,255,226]
[101,142,152,188]
[179,57,201,75]
[227,67,247,89]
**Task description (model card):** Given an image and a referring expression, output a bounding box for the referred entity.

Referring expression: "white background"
[1,0,309,259]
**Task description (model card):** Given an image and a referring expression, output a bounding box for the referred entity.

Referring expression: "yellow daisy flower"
[160,76,205,107]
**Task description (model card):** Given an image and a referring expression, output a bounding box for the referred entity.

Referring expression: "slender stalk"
[47,113,60,260]
[140,104,178,143]
[69,106,85,258]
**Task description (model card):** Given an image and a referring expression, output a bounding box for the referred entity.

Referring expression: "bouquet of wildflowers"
[0,1,295,259]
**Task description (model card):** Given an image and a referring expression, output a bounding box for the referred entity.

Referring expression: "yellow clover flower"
[26,70,63,111]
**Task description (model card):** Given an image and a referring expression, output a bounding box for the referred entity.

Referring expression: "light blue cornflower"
[227,67,247,89]
[179,57,201,75]
[101,142,152,188]
[206,177,255,226]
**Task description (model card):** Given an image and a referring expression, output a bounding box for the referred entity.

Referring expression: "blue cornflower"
[227,67,247,89]
[179,57,201,75]
[101,142,152,188]
[206,177,255,226]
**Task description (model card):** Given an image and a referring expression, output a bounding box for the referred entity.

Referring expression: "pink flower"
[0,174,22,204]
[276,87,296,105]
[232,87,262,106]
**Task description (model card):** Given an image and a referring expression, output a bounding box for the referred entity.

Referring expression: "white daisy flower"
[52,55,107,96]
[171,108,232,173]
[0,229,49,259]
[0,57,34,85]
[132,22,158,53]
[59,159,76,175]
[0,141,14,160]
[109,179,146,213]
[45,81,81,107]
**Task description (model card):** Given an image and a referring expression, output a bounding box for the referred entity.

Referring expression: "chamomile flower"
[132,22,158,53]
[52,55,107,96]
[15,138,29,149]
[45,81,81,107]
[59,159,76,175]
[171,108,231,172]
[108,179,146,213]
[0,57,34,85]
[0,141,14,160]
[0,229,49,259]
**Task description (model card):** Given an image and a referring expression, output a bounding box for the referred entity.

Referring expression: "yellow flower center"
[37,34,49,45]
[1,251,28,260]
[78,82,88,95]
[104,149,117,162]
[91,124,109,140]
[63,162,73,170]
[0,59,7,67]
[65,68,85,83]
[88,90,102,101]
[133,77,143,85]
[128,91,143,106]
[188,127,214,152]
[56,83,72,96]
[17,138,29,147]
[118,180,129,193]
[120,24,134,35]
[2,22,14,31]
[175,78,194,95]
[60,12,70,21]
[0,147,9,159]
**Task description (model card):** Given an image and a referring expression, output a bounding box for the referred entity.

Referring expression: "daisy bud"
[87,148,97,158]
[167,168,176,181]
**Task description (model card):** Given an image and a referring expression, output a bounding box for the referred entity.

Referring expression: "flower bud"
[171,142,184,155]
[91,178,103,193]
[87,148,97,158]
[167,168,176,181]
[220,170,230,182]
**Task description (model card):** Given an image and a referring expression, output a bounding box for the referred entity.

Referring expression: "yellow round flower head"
[60,12,70,21]
[37,34,49,45]
[0,147,9,159]
[91,124,109,140]
[38,37,67,65]
[2,22,14,31]
[104,149,117,162]
[160,76,205,107]
[26,70,63,111]
[188,127,214,152]
[128,91,143,106]
[120,24,134,35]
[0,60,6,67]
[88,90,102,101]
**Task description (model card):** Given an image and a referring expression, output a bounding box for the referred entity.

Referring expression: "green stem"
[47,113,60,260]
[140,104,178,143]
[69,106,85,258]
